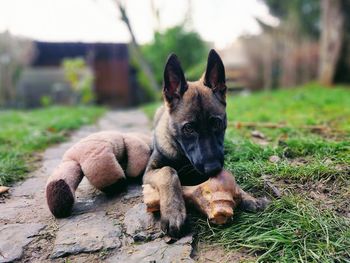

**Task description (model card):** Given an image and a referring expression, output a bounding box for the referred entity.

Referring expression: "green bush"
[40,95,53,107]
[142,25,208,84]
[130,52,158,101]
[62,58,94,104]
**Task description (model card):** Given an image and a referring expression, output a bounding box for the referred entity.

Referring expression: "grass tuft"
[0,106,105,185]
[195,196,350,262]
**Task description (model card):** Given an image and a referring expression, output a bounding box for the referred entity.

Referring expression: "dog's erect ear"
[163,54,188,108]
[204,49,226,103]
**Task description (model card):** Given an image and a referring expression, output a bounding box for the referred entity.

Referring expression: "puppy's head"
[163,49,227,178]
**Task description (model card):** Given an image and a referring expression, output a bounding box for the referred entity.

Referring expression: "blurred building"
[17,41,145,108]
[218,41,248,92]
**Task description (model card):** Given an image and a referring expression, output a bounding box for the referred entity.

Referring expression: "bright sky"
[0,0,277,49]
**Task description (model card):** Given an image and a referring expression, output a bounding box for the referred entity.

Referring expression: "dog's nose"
[204,162,222,176]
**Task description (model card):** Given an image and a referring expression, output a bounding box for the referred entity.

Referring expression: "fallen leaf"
[0,186,10,194]
[324,158,333,165]
[47,127,57,132]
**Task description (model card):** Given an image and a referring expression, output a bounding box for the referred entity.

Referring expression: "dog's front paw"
[255,197,271,210]
[240,196,271,212]
[160,202,187,238]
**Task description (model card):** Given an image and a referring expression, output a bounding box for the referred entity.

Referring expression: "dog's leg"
[143,166,186,237]
[238,187,270,212]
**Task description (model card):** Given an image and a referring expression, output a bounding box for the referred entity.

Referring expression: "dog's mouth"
[193,159,223,177]
[178,144,224,184]
[180,172,210,186]
[179,161,223,186]
[177,163,208,186]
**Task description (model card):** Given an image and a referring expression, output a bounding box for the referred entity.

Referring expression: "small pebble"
[251,130,266,139]
[269,155,281,163]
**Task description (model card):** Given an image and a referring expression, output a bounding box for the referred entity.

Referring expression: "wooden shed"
[31,42,133,107]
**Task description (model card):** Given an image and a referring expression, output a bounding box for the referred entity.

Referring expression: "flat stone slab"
[124,203,161,241]
[11,176,47,198]
[107,235,194,263]
[51,211,122,258]
[0,202,31,221]
[0,223,45,263]
[98,111,151,133]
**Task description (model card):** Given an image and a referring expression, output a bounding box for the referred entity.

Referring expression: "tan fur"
[153,109,179,159]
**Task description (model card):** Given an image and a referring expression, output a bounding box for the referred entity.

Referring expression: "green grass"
[142,83,350,262]
[195,196,350,262]
[0,106,105,185]
[143,102,161,120]
[226,83,350,131]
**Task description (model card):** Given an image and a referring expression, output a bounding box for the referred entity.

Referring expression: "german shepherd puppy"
[143,49,268,237]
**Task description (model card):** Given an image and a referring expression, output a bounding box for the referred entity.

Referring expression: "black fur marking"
[196,92,204,119]
[46,179,74,218]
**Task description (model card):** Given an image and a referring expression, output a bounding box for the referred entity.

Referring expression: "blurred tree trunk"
[301,40,311,83]
[280,32,298,88]
[262,35,272,90]
[319,0,344,86]
[115,1,160,92]
[333,1,350,83]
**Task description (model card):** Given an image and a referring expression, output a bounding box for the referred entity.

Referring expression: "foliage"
[143,83,350,261]
[142,101,161,120]
[62,58,94,104]
[142,26,208,84]
[0,106,105,185]
[129,50,159,101]
[261,0,321,38]
[40,95,53,107]
[186,60,206,81]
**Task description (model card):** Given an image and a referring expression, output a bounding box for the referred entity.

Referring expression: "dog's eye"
[211,117,223,130]
[183,123,195,135]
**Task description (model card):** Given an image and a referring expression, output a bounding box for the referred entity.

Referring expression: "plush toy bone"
[143,169,242,225]
[46,131,152,218]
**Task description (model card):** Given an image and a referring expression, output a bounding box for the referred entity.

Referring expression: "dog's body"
[143,50,268,237]
[46,49,267,237]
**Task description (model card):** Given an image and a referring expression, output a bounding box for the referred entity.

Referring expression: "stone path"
[0,110,195,263]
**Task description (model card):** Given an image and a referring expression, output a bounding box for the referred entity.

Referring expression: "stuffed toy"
[46,131,152,218]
